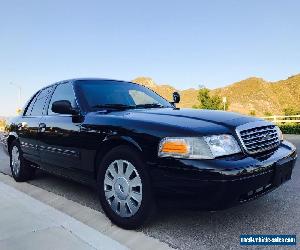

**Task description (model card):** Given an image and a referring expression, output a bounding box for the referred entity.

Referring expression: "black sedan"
[3,78,297,229]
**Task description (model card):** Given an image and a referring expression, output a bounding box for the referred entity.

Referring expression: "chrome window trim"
[46,81,82,116]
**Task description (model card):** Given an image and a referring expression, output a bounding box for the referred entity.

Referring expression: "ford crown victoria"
[4,79,297,229]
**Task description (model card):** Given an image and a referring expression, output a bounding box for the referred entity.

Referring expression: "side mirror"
[172,92,180,104]
[51,100,78,115]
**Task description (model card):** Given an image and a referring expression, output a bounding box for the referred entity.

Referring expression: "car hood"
[123,108,261,130]
[85,108,265,136]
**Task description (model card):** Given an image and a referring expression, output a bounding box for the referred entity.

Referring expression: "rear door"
[18,87,54,164]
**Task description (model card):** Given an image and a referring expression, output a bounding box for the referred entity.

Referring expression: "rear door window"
[24,93,39,116]
[30,87,54,116]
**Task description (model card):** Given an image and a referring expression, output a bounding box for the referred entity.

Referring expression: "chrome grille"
[236,121,280,155]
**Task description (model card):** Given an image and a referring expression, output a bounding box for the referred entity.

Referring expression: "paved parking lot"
[0,135,299,250]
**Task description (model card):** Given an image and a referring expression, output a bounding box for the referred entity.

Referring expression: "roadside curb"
[0,180,127,250]
[0,173,172,250]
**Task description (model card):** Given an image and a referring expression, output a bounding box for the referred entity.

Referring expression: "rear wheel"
[10,140,35,182]
[97,145,155,229]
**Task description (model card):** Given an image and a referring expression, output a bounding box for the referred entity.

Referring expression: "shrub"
[264,111,272,116]
[278,123,300,134]
[249,110,256,116]
[283,107,300,116]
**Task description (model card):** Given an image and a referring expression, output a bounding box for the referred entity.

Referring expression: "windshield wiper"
[92,103,166,111]
[91,104,136,110]
[135,103,164,109]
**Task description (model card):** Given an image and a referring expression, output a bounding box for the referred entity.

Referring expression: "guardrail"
[260,115,300,124]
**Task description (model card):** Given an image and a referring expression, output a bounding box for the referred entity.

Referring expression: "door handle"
[17,122,27,130]
[39,123,46,132]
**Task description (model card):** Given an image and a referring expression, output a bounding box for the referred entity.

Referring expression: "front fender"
[92,135,144,179]
[102,135,143,153]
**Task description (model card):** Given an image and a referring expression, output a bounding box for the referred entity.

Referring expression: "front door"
[39,82,83,173]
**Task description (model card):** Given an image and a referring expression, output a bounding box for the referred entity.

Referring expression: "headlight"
[158,135,241,159]
[275,126,284,141]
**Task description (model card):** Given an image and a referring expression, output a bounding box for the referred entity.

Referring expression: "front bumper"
[147,140,297,210]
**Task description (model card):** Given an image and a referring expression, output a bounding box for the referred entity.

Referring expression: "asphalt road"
[1,135,299,250]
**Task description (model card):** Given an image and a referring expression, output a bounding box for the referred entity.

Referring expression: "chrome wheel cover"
[11,146,21,176]
[104,160,143,218]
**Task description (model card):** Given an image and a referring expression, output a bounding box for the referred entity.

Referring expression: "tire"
[10,140,35,182]
[97,145,156,229]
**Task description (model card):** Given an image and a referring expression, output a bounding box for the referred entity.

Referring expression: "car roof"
[41,78,136,90]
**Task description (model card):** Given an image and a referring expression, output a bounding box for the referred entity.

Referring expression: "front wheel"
[10,140,35,182]
[97,145,155,229]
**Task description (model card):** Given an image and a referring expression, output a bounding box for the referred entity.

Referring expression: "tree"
[193,88,229,110]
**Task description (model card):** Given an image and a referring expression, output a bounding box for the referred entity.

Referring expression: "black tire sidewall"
[9,140,34,182]
[97,145,155,229]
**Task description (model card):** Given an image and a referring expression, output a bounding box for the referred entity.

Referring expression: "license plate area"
[273,161,293,187]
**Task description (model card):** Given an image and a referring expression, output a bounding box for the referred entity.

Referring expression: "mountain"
[132,74,300,115]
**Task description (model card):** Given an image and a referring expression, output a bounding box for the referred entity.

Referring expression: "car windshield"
[75,80,173,111]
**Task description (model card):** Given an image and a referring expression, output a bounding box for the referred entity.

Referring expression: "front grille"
[236,122,280,155]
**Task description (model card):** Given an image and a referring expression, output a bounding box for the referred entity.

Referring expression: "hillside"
[132,75,300,115]
[0,116,8,121]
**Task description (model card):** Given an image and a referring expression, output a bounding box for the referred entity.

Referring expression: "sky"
[1,0,300,116]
